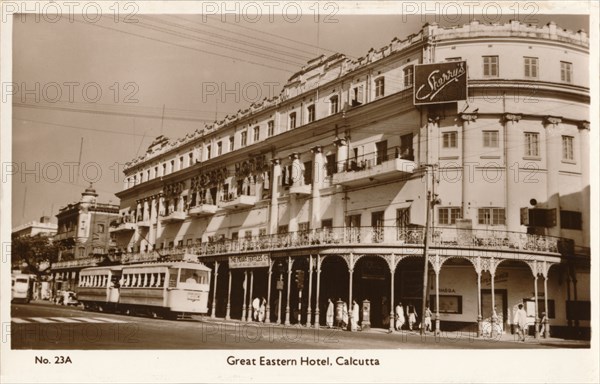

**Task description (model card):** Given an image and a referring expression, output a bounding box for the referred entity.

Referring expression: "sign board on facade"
[229,254,270,269]
[414,61,468,105]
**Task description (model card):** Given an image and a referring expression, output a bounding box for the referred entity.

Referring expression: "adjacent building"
[113,21,589,338]
[11,216,57,238]
[50,184,120,291]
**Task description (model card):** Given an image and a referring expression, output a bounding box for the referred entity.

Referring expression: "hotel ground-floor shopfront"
[151,227,590,340]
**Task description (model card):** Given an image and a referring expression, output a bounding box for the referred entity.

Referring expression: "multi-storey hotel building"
[113,21,590,338]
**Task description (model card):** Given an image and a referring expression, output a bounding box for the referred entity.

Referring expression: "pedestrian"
[539,311,550,338]
[395,302,405,331]
[515,303,528,342]
[252,297,260,321]
[424,306,433,332]
[326,299,334,328]
[259,297,266,322]
[351,300,359,332]
[342,301,349,329]
[407,303,418,331]
[381,297,390,328]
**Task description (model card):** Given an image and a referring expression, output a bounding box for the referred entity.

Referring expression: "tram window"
[169,269,178,287]
[180,269,200,284]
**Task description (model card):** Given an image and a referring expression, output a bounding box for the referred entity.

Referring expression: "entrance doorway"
[481,289,508,332]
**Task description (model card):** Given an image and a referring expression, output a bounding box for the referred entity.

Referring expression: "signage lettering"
[414,61,468,105]
[229,254,270,269]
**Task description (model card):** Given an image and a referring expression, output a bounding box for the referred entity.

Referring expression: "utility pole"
[421,164,437,335]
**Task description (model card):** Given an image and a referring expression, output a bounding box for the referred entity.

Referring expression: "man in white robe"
[395,302,405,331]
[326,299,334,328]
[351,300,359,331]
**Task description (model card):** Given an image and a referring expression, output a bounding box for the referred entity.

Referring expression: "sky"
[8,2,590,227]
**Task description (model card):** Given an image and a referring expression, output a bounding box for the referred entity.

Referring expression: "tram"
[76,261,211,319]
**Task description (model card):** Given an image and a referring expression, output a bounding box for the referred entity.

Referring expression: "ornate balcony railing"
[127,226,561,262]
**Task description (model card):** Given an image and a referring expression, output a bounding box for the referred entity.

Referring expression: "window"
[162,163,166,176]
[560,210,582,230]
[78,247,86,257]
[217,141,222,156]
[154,166,158,178]
[97,224,105,233]
[170,160,175,172]
[147,170,150,181]
[307,105,315,123]
[478,208,506,225]
[303,161,312,185]
[376,140,388,165]
[229,136,235,151]
[253,126,260,142]
[560,61,572,83]
[400,133,414,160]
[524,57,538,78]
[483,56,499,77]
[442,132,458,148]
[351,85,364,106]
[267,120,274,137]
[438,207,462,225]
[179,156,184,170]
[188,153,193,166]
[375,77,385,98]
[206,145,211,160]
[289,112,296,129]
[321,219,333,229]
[562,136,574,160]
[403,65,414,87]
[277,225,288,234]
[241,131,247,147]
[483,131,499,147]
[259,228,267,238]
[524,132,539,157]
[326,153,337,176]
[330,95,339,115]
[446,57,462,61]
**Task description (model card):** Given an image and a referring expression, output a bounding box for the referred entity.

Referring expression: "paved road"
[10,302,570,349]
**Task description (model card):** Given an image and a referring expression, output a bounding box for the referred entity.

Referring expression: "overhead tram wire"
[147,15,316,63]
[70,17,295,74]
[131,17,307,67]
[168,15,321,61]
[199,14,354,59]
[13,102,217,123]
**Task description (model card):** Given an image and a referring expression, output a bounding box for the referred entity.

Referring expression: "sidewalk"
[195,315,591,347]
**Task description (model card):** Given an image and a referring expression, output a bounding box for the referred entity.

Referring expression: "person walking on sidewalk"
[395,302,405,331]
[424,306,433,332]
[326,299,334,328]
[515,303,528,342]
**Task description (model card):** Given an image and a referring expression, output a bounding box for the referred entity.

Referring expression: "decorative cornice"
[578,120,590,131]
[543,115,562,125]
[458,112,478,123]
[503,113,522,123]
[333,137,347,147]
[427,115,440,124]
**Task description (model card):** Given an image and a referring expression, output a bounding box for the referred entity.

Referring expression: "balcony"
[188,203,218,217]
[332,147,416,187]
[289,183,312,195]
[131,226,561,261]
[109,222,136,233]
[218,193,258,210]
[137,219,151,228]
[159,211,187,223]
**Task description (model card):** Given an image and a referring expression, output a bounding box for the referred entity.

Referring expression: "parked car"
[55,290,79,306]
